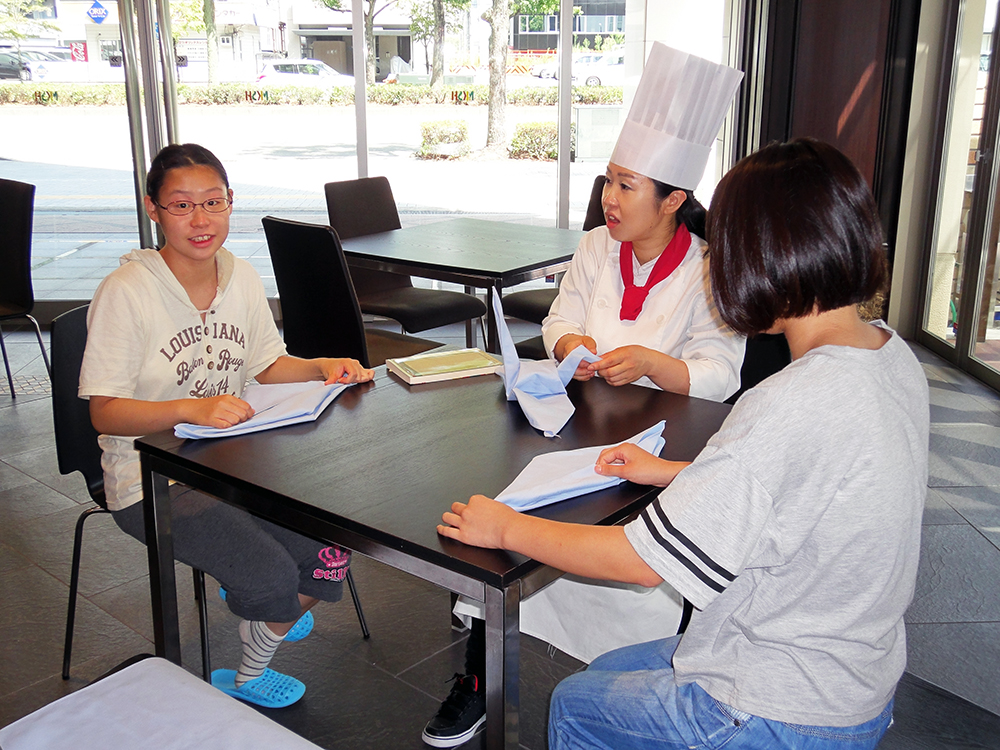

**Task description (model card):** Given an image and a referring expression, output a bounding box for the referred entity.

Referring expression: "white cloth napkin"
[493,293,600,437]
[174,381,352,439]
[495,420,666,511]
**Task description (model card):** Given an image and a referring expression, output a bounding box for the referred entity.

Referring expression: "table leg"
[486,284,502,354]
[484,582,519,750]
[465,285,476,349]
[141,461,181,664]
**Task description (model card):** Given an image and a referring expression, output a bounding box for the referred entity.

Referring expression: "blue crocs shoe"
[212,668,305,708]
[219,588,313,643]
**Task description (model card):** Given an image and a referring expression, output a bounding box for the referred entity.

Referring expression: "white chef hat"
[610,42,744,190]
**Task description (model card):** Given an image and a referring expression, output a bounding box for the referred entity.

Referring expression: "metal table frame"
[136,375,731,750]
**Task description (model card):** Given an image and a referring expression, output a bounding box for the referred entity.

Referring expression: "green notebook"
[386,348,503,385]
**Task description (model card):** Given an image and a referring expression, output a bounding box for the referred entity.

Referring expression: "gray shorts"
[113,484,346,623]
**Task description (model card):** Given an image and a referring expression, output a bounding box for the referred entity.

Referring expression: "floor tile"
[879,671,1000,748]
[906,621,1000,715]
[907,524,1000,624]
[928,423,1000,487]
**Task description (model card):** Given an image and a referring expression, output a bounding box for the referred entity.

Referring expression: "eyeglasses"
[156,197,232,216]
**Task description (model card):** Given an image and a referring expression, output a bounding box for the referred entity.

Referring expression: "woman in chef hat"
[541,42,746,402]
[422,44,746,750]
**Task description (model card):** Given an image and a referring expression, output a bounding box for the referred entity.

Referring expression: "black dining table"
[137,370,731,750]
[340,217,586,352]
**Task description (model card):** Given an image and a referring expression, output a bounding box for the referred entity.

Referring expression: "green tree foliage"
[0,0,57,41]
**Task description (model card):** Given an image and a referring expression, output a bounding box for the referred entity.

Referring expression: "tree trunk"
[430,0,445,89]
[204,0,218,86]
[483,0,508,152]
[365,0,377,85]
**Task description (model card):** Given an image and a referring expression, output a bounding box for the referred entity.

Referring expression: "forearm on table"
[89,395,194,436]
[254,355,326,384]
[642,350,691,395]
[502,515,663,588]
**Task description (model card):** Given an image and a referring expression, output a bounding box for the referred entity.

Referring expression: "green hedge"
[509,121,559,161]
[416,120,470,159]
[0,81,622,107]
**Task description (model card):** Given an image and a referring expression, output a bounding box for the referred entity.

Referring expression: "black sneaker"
[421,673,486,748]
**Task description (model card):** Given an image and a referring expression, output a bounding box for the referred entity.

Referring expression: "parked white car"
[573,51,625,86]
[531,53,606,80]
[256,59,354,88]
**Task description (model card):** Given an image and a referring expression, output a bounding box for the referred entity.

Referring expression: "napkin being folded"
[174,381,352,439]
[493,293,600,437]
[496,420,666,511]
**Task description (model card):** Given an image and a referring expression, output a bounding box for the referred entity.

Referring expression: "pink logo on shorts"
[313,546,351,581]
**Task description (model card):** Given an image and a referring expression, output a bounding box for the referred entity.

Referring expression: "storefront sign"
[86,1,108,23]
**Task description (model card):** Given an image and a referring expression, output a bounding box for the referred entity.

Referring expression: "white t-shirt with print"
[79,247,287,511]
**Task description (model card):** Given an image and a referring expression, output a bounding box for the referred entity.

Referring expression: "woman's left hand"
[321,358,375,384]
[437,494,516,548]
[591,345,654,386]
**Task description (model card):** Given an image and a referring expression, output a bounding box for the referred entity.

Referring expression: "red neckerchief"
[619,223,691,321]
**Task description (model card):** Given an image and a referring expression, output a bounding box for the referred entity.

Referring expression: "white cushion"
[0,657,321,749]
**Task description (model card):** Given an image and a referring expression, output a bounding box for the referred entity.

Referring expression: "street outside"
[0,92,612,300]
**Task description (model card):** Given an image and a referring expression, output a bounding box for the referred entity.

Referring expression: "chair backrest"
[323,175,409,293]
[262,216,373,367]
[323,176,402,240]
[50,305,106,506]
[724,333,792,405]
[0,178,37,316]
[582,174,607,231]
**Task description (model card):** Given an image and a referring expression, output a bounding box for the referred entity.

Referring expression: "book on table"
[386,348,503,385]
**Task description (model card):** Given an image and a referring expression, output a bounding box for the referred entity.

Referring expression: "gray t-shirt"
[625,324,929,727]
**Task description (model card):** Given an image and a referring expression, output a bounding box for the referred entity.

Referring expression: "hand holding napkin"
[174,381,352,439]
[495,420,666,511]
[493,293,600,437]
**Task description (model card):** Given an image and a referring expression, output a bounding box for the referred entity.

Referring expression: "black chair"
[0,178,50,396]
[51,305,212,682]
[509,175,608,359]
[323,176,487,340]
[262,215,440,368]
[724,333,792,405]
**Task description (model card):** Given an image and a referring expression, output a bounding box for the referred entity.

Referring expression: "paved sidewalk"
[2,103,608,300]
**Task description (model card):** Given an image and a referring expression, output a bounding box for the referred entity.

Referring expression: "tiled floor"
[3,320,1000,748]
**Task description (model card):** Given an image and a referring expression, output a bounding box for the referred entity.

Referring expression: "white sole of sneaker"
[421,713,487,748]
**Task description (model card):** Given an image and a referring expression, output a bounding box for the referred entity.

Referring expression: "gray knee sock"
[235,619,285,688]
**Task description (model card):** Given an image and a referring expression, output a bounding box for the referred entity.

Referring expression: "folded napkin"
[495,420,666,511]
[174,381,352,439]
[493,293,600,437]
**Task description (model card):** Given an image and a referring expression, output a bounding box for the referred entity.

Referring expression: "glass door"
[919,0,1000,390]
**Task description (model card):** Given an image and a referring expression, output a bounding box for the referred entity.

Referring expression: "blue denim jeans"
[549,635,894,750]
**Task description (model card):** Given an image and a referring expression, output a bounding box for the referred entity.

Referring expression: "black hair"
[651,178,706,239]
[146,143,229,203]
[706,138,886,336]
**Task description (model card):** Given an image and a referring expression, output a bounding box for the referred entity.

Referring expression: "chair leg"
[346,568,370,639]
[63,505,110,679]
[0,323,15,398]
[192,568,211,682]
[26,314,51,377]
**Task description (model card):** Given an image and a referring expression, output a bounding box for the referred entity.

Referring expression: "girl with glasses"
[79,143,374,709]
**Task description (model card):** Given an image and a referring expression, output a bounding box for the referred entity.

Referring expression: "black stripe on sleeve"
[640,509,727,593]
[650,502,736,582]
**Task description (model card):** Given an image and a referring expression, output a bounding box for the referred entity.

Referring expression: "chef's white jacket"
[541,226,745,401]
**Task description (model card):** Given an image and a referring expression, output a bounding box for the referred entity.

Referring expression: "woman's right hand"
[185,395,255,429]
[595,443,688,487]
[554,334,599,380]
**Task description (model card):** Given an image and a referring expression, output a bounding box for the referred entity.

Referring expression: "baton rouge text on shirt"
[159,321,248,395]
